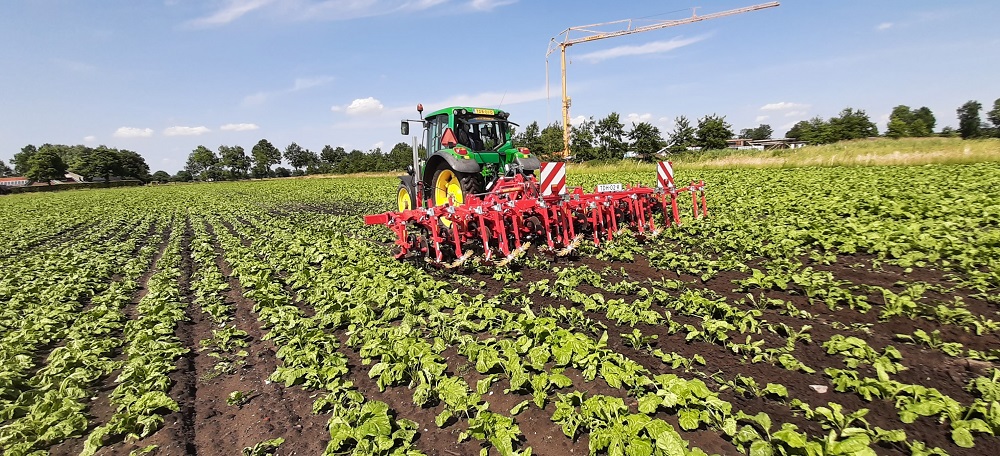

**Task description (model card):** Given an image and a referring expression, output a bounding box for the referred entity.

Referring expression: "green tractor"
[397,104,540,212]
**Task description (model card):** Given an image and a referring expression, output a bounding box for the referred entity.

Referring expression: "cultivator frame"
[365,161,708,267]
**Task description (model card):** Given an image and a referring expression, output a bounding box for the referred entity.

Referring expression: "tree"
[387,142,413,171]
[569,117,597,161]
[695,114,733,151]
[118,150,150,181]
[887,105,934,138]
[827,108,878,141]
[321,145,346,167]
[885,117,909,139]
[219,145,251,179]
[988,98,1000,137]
[957,101,983,139]
[274,167,291,178]
[667,116,697,153]
[786,117,831,144]
[626,122,666,162]
[738,124,773,141]
[25,148,67,184]
[302,149,320,174]
[513,121,544,157]
[593,112,626,160]
[886,105,913,139]
[84,146,124,181]
[13,145,37,175]
[913,107,936,135]
[939,126,959,138]
[185,145,219,181]
[284,142,311,172]
[251,139,281,178]
[151,170,171,183]
[538,123,565,160]
[172,170,193,182]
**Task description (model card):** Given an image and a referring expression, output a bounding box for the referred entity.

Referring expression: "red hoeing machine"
[364,161,708,268]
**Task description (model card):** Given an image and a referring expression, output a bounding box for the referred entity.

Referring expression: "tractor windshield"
[456,115,508,151]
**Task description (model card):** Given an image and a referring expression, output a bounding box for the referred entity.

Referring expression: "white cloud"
[625,113,653,123]
[876,22,893,31]
[469,0,517,11]
[52,58,97,74]
[372,141,385,151]
[186,0,484,27]
[242,75,334,107]
[113,127,154,138]
[577,35,707,63]
[760,102,810,111]
[292,76,334,91]
[220,123,260,131]
[570,115,588,126]
[83,135,97,143]
[420,87,548,112]
[163,126,211,136]
[186,0,275,27]
[755,115,770,122]
[779,121,799,131]
[343,97,385,115]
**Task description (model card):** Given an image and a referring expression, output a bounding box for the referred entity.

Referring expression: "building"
[725,139,763,151]
[726,138,807,151]
[0,177,29,187]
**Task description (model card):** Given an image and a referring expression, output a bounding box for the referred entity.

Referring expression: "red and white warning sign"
[656,161,675,189]
[540,161,567,196]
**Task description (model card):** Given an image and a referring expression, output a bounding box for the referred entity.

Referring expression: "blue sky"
[1,0,998,173]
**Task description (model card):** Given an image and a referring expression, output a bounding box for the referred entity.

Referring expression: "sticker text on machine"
[596,183,623,193]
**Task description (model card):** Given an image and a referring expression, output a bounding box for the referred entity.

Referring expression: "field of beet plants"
[1,162,999,456]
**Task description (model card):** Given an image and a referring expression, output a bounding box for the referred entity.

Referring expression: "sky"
[1,0,998,173]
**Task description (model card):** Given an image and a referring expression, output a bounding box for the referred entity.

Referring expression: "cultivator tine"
[495,242,531,268]
[556,235,584,257]
[446,251,474,269]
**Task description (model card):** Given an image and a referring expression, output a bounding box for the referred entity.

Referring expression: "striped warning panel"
[540,161,566,196]
[657,161,675,189]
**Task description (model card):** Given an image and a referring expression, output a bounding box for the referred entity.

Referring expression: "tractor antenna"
[497,90,507,110]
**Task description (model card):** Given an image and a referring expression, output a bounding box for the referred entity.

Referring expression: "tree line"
[4,144,150,184]
[175,139,419,182]
[3,98,998,183]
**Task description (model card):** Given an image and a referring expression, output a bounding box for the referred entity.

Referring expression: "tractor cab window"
[426,114,450,156]
[455,115,507,151]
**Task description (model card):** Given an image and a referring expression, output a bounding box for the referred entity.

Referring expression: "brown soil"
[40,229,999,456]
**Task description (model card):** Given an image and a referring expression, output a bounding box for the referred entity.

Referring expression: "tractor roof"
[424,106,508,118]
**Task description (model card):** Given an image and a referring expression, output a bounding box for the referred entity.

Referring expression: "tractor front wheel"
[397,183,415,211]
[432,168,484,208]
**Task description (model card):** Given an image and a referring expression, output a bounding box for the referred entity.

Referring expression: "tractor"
[394,104,540,213]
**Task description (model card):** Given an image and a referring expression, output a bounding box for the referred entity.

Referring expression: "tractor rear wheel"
[432,167,484,207]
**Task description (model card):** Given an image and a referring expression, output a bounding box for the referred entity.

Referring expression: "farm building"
[0,176,29,187]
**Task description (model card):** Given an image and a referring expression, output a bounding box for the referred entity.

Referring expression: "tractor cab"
[397,105,540,212]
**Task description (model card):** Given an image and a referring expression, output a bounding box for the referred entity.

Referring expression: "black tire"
[430,167,484,206]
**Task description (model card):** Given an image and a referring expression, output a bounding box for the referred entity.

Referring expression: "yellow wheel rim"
[397,187,412,212]
[434,169,464,207]
[434,169,465,227]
